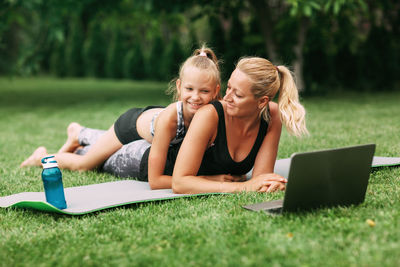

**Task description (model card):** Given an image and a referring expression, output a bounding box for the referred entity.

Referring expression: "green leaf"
[309,1,321,10]
[324,0,332,12]
[358,0,367,11]
[290,5,298,16]
[333,1,340,15]
[303,5,312,17]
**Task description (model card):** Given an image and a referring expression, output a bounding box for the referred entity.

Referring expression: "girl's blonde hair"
[236,57,308,137]
[167,45,221,100]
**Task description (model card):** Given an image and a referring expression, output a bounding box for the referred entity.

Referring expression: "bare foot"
[57,122,83,153]
[20,146,48,167]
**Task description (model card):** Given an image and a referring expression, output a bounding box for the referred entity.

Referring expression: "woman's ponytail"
[276,66,308,137]
[236,57,308,137]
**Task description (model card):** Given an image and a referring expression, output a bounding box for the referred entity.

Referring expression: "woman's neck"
[225,108,260,136]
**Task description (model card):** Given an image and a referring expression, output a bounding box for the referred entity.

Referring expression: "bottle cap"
[41,156,58,169]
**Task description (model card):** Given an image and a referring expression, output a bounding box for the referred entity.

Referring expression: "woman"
[172,57,308,194]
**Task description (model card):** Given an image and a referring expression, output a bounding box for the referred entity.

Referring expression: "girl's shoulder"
[164,101,180,114]
[158,102,179,124]
[165,101,179,109]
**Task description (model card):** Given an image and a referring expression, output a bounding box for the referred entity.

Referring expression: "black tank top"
[197,101,268,176]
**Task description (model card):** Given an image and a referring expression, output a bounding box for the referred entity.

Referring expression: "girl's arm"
[147,103,179,189]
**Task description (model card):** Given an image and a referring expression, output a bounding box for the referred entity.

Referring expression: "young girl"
[21,46,221,189]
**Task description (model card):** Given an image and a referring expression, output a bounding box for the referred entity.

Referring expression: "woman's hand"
[243,173,287,192]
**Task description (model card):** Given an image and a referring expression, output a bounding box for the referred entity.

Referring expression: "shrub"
[124,42,146,80]
[50,41,66,77]
[83,21,107,78]
[65,18,85,77]
[161,36,185,81]
[105,29,125,79]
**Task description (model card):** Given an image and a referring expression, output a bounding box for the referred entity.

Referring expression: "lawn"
[0,77,399,266]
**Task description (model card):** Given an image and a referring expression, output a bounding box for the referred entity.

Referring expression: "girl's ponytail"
[193,45,220,71]
[167,44,221,101]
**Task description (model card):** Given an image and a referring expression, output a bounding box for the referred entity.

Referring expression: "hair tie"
[199,51,207,57]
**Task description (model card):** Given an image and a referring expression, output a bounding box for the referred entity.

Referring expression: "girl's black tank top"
[197,101,268,176]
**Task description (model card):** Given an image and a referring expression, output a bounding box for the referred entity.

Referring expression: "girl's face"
[177,66,220,117]
[223,68,268,118]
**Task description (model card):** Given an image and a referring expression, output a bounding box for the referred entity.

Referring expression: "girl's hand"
[243,173,287,192]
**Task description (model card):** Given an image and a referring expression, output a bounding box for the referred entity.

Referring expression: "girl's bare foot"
[58,122,83,153]
[20,146,48,167]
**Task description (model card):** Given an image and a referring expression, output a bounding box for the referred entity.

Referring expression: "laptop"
[243,144,376,214]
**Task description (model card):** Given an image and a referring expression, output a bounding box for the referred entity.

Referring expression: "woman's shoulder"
[268,101,279,117]
[267,101,282,128]
[194,102,219,121]
[206,100,225,114]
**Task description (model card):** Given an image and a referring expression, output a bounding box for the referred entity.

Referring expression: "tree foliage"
[161,36,185,81]
[65,17,85,77]
[0,0,399,92]
[124,42,146,80]
[84,21,106,78]
[106,28,125,79]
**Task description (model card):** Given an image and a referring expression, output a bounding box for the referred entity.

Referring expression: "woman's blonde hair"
[236,57,308,137]
[167,45,221,100]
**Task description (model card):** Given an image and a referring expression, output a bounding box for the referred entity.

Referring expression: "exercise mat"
[370,156,400,168]
[0,180,213,215]
[1,156,398,215]
[263,156,400,179]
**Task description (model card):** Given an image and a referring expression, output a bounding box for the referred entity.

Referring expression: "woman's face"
[223,68,264,118]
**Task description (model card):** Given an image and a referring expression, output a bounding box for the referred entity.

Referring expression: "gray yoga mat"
[1,156,399,215]
[270,156,400,179]
[0,180,211,215]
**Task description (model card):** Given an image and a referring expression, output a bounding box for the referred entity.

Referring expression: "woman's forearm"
[148,175,173,190]
[172,175,244,194]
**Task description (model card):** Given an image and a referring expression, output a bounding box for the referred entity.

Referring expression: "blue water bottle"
[41,156,67,209]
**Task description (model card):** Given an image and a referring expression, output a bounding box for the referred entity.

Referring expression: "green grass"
[1,77,399,266]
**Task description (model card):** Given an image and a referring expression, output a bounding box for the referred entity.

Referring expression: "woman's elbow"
[171,175,186,194]
[148,179,158,190]
[148,174,172,190]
